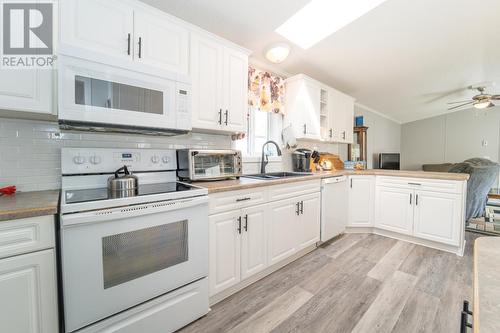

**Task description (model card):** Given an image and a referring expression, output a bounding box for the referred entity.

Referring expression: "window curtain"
[248,66,285,115]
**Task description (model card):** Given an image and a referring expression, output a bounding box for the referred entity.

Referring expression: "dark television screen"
[379,153,400,170]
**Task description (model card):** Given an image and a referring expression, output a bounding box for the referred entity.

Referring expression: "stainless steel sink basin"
[242,172,313,180]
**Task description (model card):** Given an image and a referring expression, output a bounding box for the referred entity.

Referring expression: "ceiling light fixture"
[473,100,494,109]
[276,0,388,49]
[265,43,291,63]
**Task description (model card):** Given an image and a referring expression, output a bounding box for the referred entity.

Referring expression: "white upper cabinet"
[134,11,189,73]
[0,69,54,116]
[329,88,355,144]
[59,0,189,75]
[348,176,375,227]
[284,75,321,140]
[285,74,354,142]
[375,186,414,235]
[190,32,249,133]
[60,0,135,60]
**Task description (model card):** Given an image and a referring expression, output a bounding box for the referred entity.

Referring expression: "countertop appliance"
[58,55,191,135]
[177,149,242,181]
[379,153,400,170]
[59,148,209,333]
[321,176,348,242]
[292,148,313,172]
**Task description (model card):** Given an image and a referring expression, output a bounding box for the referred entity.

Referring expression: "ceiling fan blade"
[447,101,474,110]
[447,100,472,104]
[490,95,500,100]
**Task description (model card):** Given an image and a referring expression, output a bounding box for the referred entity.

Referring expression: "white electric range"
[59,148,209,333]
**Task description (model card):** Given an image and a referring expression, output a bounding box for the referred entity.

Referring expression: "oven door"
[58,55,191,132]
[60,196,208,332]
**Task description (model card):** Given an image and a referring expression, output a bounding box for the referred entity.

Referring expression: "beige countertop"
[0,190,60,222]
[194,169,469,194]
[473,237,500,333]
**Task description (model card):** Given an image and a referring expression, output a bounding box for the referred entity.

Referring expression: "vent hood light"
[276,0,387,49]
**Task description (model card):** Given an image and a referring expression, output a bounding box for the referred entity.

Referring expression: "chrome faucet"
[260,140,282,174]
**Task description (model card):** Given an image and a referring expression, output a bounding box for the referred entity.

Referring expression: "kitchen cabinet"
[240,205,268,280]
[0,250,58,333]
[297,193,321,250]
[285,74,355,143]
[375,186,414,235]
[59,0,189,74]
[284,75,321,140]
[0,216,58,333]
[209,210,241,296]
[329,88,355,144]
[348,176,375,227]
[413,190,461,246]
[190,32,249,133]
[268,198,299,265]
[0,69,54,117]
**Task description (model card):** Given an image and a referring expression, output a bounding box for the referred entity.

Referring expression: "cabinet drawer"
[209,188,267,215]
[0,216,55,259]
[376,176,464,194]
[268,180,321,202]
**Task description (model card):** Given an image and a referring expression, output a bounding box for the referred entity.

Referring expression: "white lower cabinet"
[348,176,375,227]
[209,210,241,296]
[0,249,58,333]
[413,190,462,246]
[375,186,414,235]
[297,193,321,250]
[209,184,321,298]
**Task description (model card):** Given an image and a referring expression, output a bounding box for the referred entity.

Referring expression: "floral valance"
[248,66,285,115]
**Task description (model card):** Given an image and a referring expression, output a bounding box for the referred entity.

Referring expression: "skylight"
[275,0,387,49]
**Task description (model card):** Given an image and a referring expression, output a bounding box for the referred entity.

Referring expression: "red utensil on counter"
[0,186,16,196]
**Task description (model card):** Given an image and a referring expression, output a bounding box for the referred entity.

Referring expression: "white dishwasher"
[321,176,348,242]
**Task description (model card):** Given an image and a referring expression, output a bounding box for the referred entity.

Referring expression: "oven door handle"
[61,196,209,227]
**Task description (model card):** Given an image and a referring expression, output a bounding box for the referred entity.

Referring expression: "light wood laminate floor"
[179,232,480,333]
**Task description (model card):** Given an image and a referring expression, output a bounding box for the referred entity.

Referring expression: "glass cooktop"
[65,182,199,204]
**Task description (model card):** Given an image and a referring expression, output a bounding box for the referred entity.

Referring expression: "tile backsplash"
[0,118,232,191]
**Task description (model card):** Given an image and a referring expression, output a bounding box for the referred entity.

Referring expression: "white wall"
[401,107,500,170]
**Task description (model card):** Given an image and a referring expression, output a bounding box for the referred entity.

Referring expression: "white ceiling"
[141,0,500,123]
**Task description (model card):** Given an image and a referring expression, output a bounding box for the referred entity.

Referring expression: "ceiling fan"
[447,84,500,110]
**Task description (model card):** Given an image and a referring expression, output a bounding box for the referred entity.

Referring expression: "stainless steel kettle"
[108,166,138,192]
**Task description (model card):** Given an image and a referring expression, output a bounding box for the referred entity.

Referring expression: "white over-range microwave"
[58,55,191,135]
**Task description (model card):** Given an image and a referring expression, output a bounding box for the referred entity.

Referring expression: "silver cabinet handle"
[416,194,419,206]
[329,129,333,138]
[350,178,353,188]
[303,124,307,134]
[300,201,304,214]
[237,216,242,234]
[224,110,228,126]
[236,197,251,202]
[243,214,248,231]
[410,193,412,205]
[218,109,222,125]
[408,182,421,186]
[296,202,300,215]
[342,131,346,140]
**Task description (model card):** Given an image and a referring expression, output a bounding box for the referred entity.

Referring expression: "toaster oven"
[177,149,242,181]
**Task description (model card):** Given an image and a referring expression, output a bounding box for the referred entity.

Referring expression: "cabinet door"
[329,88,344,142]
[190,33,224,131]
[342,96,355,143]
[134,11,189,74]
[223,48,248,132]
[268,198,298,265]
[0,69,53,115]
[209,210,241,296]
[375,186,414,235]
[330,89,354,143]
[240,205,268,280]
[413,190,462,246]
[297,193,321,250]
[60,0,134,60]
[0,249,58,333]
[302,81,321,139]
[348,176,375,227]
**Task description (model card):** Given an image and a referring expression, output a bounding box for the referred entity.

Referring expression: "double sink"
[242,172,313,180]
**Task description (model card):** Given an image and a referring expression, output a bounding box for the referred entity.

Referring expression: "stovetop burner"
[65,182,198,204]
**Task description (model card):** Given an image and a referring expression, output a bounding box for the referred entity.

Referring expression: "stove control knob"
[151,155,160,164]
[73,155,86,165]
[90,155,102,165]
[162,156,170,164]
